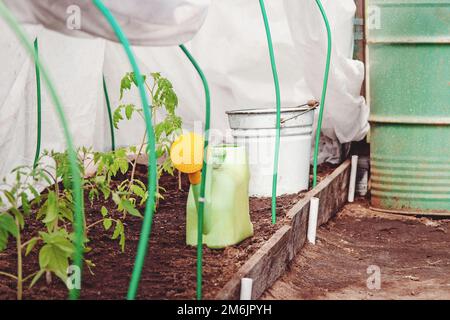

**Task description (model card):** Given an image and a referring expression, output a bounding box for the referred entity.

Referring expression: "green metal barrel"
[367,0,450,215]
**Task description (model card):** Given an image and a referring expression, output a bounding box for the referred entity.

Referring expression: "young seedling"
[0,162,74,299]
[114,72,183,201]
[0,144,149,299]
[53,148,135,250]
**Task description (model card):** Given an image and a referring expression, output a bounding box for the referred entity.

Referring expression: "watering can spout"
[188,171,202,185]
[170,131,204,214]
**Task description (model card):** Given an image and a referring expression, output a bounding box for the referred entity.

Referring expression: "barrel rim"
[369,115,450,125]
[369,205,450,216]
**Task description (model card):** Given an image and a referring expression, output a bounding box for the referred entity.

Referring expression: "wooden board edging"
[215,159,352,300]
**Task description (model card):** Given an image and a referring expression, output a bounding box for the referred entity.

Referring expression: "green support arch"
[258,0,281,225]
[312,0,332,188]
[33,38,41,168]
[102,75,116,151]
[0,0,85,300]
[179,44,211,300]
[92,0,158,300]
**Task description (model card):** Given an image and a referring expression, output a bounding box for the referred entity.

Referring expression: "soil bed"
[262,199,450,300]
[0,163,336,300]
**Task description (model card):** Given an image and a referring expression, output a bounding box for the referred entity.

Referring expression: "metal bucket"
[367,0,450,215]
[226,106,314,197]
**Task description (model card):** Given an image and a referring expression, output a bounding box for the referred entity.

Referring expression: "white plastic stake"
[348,155,359,203]
[307,197,320,245]
[240,278,253,300]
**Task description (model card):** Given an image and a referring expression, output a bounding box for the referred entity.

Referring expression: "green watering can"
[186,144,254,249]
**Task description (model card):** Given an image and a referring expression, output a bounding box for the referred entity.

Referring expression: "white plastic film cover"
[0,0,369,180]
[3,0,210,46]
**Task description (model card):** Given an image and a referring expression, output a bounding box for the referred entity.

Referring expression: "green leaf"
[118,159,129,175]
[94,175,106,184]
[131,72,146,86]
[20,192,30,215]
[120,73,132,100]
[130,185,146,198]
[10,207,24,229]
[42,191,58,224]
[103,218,112,231]
[25,237,39,256]
[115,148,127,158]
[100,206,108,217]
[88,188,99,203]
[110,161,119,176]
[119,230,125,252]
[4,190,16,206]
[112,192,121,206]
[112,220,123,240]
[29,269,45,288]
[38,244,52,268]
[85,259,96,268]
[28,185,40,198]
[36,200,47,220]
[129,146,137,154]
[40,229,74,254]
[59,203,74,223]
[0,230,8,251]
[99,184,111,200]
[0,213,18,250]
[0,213,18,237]
[38,243,71,282]
[113,108,124,129]
[120,199,142,218]
[125,104,134,120]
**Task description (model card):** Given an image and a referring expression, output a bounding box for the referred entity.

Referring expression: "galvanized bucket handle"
[280,100,319,125]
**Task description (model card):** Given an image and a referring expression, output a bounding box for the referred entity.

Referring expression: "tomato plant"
[0,147,141,299]
[0,162,74,299]
[0,72,182,299]
[114,72,183,200]
[51,148,137,251]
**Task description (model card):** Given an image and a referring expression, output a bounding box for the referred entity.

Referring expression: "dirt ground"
[0,164,335,300]
[262,199,450,300]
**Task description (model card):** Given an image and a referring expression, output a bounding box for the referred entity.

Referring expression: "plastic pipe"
[179,44,211,300]
[240,278,253,300]
[307,197,320,244]
[0,1,85,300]
[258,0,281,225]
[92,0,158,300]
[33,38,42,168]
[348,155,358,203]
[102,75,116,151]
[312,0,332,188]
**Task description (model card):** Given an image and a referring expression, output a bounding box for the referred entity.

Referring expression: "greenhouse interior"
[0,0,449,305]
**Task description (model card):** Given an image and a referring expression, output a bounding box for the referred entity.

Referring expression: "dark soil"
[262,199,450,300]
[0,163,336,300]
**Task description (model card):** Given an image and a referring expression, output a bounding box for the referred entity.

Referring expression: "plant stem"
[22,271,39,283]
[128,130,147,190]
[86,218,119,230]
[86,219,106,230]
[178,170,182,191]
[54,178,60,231]
[15,216,23,300]
[144,82,153,96]
[20,237,38,250]
[45,271,52,285]
[0,271,18,280]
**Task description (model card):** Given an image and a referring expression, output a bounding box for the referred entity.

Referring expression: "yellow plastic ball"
[170,132,204,174]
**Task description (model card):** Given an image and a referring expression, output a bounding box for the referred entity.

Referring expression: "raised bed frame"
[216,159,352,300]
